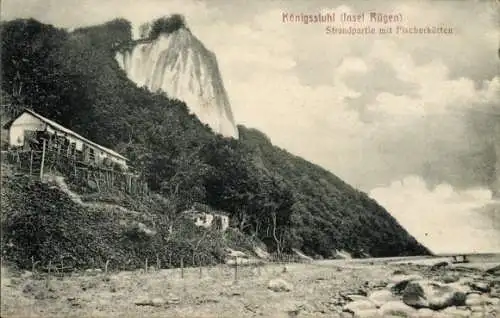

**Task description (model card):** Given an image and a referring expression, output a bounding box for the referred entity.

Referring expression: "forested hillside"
[237,127,429,257]
[0,17,430,263]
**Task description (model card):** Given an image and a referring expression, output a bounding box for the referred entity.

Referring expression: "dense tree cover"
[73,18,132,46]
[148,14,188,39]
[0,18,430,258]
[237,126,430,257]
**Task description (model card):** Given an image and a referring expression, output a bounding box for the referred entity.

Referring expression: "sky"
[3,0,500,253]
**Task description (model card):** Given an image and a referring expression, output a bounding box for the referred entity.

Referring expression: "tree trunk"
[238,212,248,231]
[253,219,261,238]
[271,212,281,255]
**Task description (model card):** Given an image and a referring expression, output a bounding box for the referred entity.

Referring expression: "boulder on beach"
[414,308,435,318]
[429,261,449,271]
[488,297,500,305]
[343,294,368,302]
[378,301,416,317]
[447,280,472,294]
[471,281,491,293]
[267,279,293,292]
[465,293,486,307]
[439,306,471,317]
[389,274,424,284]
[491,287,500,298]
[368,289,398,307]
[389,274,424,294]
[343,299,378,317]
[486,265,500,275]
[340,288,368,298]
[352,309,380,317]
[367,280,389,290]
[402,280,466,310]
[134,296,152,306]
[403,283,429,308]
[151,297,165,307]
[440,273,460,284]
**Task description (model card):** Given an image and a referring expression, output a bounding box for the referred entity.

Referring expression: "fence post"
[31,256,36,273]
[105,260,109,274]
[181,257,184,279]
[39,139,46,180]
[29,150,33,176]
[46,260,52,288]
[234,257,238,282]
[198,255,203,279]
[145,258,148,273]
[95,170,100,192]
[16,151,21,168]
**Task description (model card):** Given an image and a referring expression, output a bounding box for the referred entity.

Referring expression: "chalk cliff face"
[115,28,239,139]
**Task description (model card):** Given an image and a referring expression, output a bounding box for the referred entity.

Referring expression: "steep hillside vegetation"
[0,18,430,266]
[0,166,255,269]
[237,127,429,257]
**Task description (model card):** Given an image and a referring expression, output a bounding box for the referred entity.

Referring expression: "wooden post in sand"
[199,256,202,279]
[46,260,52,288]
[234,257,238,282]
[180,257,184,279]
[31,256,37,274]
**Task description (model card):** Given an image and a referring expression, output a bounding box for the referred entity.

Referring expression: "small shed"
[182,203,230,232]
[3,109,129,169]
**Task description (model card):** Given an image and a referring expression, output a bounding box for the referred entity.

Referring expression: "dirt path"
[47,175,141,216]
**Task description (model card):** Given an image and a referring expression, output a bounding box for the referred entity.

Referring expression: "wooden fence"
[28,250,314,281]
[2,146,148,196]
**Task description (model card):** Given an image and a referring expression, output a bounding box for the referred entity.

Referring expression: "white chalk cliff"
[115,28,239,138]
